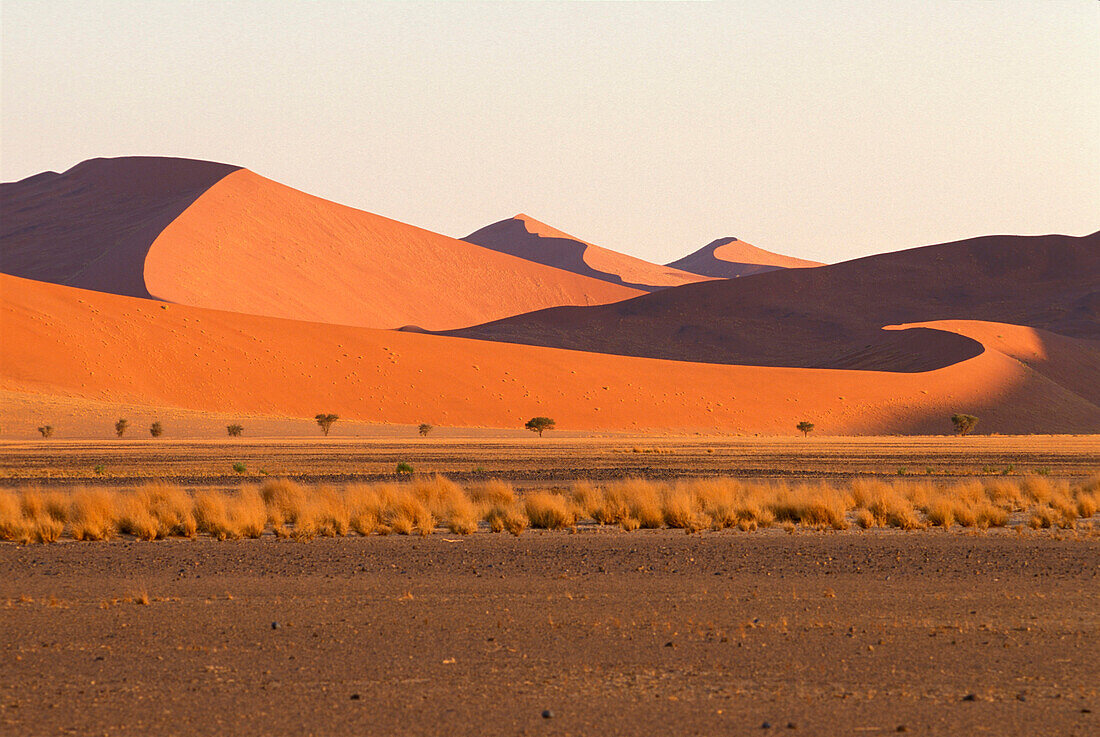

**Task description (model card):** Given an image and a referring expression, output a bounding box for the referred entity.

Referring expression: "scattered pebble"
[896,727,908,733]
[762,721,771,729]
[271,622,281,630]
[541,709,554,719]
[962,693,977,702]
[786,722,797,729]
[350,694,360,701]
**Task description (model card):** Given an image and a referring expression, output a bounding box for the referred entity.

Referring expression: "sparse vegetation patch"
[0,474,1094,544]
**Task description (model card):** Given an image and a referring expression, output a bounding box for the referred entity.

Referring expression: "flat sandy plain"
[2,436,1098,736]
[2,435,1098,487]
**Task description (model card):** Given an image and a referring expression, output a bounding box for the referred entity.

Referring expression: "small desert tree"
[418,423,433,437]
[950,413,979,436]
[315,413,339,436]
[115,418,129,438]
[796,421,814,437]
[227,424,244,437]
[525,417,556,437]
[150,421,163,438]
[37,425,54,439]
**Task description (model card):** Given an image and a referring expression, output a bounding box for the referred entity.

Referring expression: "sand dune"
[0,157,239,298]
[667,237,823,278]
[449,232,1100,376]
[3,274,1097,436]
[2,158,641,330]
[463,215,710,291]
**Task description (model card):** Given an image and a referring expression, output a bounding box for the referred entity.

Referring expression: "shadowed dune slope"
[447,232,1100,375]
[2,158,641,330]
[463,215,710,291]
[667,237,824,278]
[3,274,1098,435]
[0,157,240,297]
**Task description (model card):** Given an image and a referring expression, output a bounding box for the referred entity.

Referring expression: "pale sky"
[2,1,1097,265]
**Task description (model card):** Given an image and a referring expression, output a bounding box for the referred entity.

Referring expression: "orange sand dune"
[3,274,1097,436]
[0,157,239,297]
[2,158,641,330]
[667,237,823,278]
[463,215,710,291]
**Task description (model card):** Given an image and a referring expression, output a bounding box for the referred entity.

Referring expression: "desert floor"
[2,436,1097,736]
[1,531,1097,736]
[1,435,1097,488]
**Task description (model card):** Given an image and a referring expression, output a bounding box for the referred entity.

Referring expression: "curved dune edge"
[3,274,1098,435]
[0,157,240,298]
[141,170,642,331]
[463,215,709,291]
[667,237,824,279]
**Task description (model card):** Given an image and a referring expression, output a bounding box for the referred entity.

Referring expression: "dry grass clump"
[662,484,703,532]
[139,483,198,537]
[525,491,576,530]
[69,488,116,541]
[260,479,308,537]
[414,475,476,534]
[474,481,526,535]
[193,488,267,539]
[0,489,26,541]
[771,483,849,530]
[569,481,603,521]
[345,483,384,535]
[378,485,433,536]
[589,479,665,529]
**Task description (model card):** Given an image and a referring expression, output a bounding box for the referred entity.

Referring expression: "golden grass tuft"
[193,491,236,540]
[662,485,702,531]
[524,491,575,530]
[771,483,849,530]
[470,480,516,509]
[345,483,383,536]
[0,489,26,541]
[382,487,433,536]
[137,483,197,538]
[570,481,604,521]
[415,475,476,534]
[69,488,116,541]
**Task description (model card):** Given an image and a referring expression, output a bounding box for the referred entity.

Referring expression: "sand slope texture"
[3,273,1097,436]
[2,158,642,330]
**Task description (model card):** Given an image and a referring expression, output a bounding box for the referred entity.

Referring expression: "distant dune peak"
[511,213,583,242]
[464,215,710,291]
[667,236,823,279]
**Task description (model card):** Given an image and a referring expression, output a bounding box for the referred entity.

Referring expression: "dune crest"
[667,237,823,278]
[0,156,239,298]
[463,215,710,291]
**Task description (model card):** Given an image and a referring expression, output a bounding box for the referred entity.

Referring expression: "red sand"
[667,237,823,278]
[464,214,711,291]
[3,273,1097,435]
